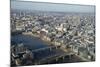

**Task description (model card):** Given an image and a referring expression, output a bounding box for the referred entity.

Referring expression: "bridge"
[34,52,75,65]
[32,46,60,52]
[31,46,75,65]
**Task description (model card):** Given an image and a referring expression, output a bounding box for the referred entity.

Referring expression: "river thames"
[11,33,85,65]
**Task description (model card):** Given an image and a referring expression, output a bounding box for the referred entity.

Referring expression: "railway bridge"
[31,46,75,65]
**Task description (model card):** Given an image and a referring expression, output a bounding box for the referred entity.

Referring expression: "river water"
[11,34,49,50]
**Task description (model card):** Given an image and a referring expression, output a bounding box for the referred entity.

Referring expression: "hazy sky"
[11,0,95,13]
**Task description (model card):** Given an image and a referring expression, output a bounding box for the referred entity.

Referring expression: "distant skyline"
[11,0,95,13]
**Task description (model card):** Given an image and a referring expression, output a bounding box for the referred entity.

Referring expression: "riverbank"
[22,32,40,38]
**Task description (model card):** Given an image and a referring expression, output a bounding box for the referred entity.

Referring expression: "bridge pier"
[49,47,52,51]
[62,56,65,60]
[55,46,58,49]
[56,58,58,62]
